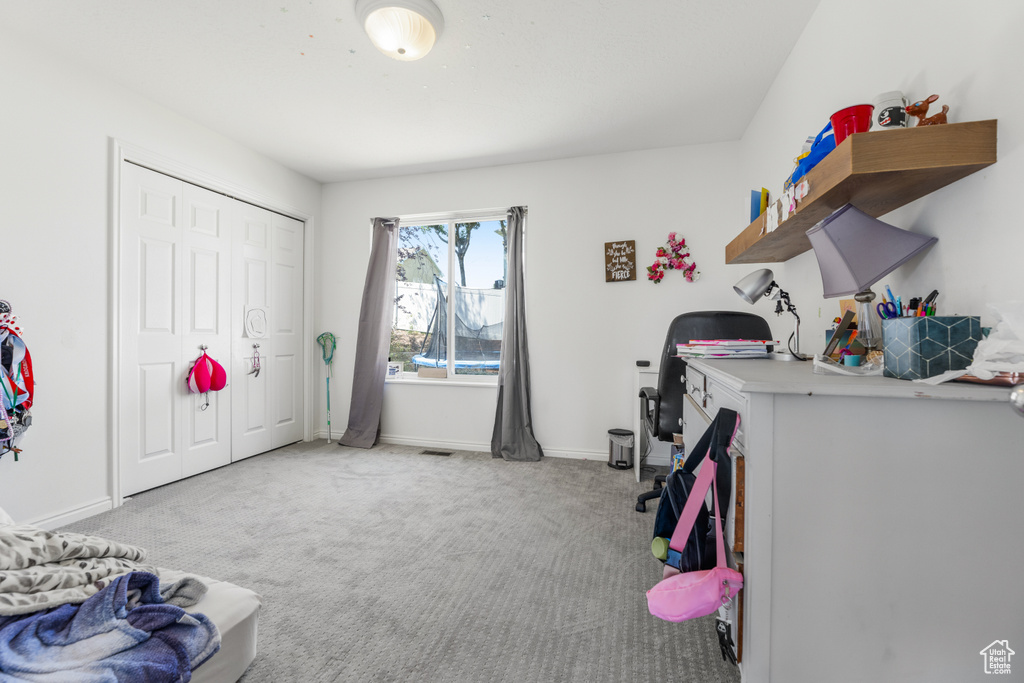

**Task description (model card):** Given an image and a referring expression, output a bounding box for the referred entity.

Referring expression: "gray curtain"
[340,217,399,448]
[491,206,544,461]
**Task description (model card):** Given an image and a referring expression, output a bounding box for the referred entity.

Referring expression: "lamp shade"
[806,204,937,298]
[734,268,775,304]
[356,0,444,61]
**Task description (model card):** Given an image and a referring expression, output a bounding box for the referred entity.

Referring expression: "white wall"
[321,0,1024,462]
[0,30,321,525]
[319,142,783,457]
[737,0,1024,342]
[736,2,1024,679]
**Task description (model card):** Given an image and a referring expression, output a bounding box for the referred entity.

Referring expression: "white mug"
[871,91,907,130]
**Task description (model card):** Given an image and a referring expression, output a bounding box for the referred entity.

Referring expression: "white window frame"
[387,207,510,385]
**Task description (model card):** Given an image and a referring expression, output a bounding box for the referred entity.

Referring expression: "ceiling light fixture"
[355,0,444,61]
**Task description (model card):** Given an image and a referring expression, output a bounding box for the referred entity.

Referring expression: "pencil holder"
[882,316,981,380]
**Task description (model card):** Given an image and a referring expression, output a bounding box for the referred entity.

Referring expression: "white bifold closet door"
[119,162,304,496]
[231,204,304,460]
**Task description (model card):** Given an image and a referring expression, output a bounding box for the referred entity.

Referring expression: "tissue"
[966,301,1024,380]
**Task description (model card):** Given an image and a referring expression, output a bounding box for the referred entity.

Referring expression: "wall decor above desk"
[726,119,997,265]
[604,240,636,282]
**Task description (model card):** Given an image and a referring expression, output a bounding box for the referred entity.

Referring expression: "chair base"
[635,473,667,512]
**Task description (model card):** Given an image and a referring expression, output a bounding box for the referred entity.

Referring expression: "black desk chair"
[636,311,772,512]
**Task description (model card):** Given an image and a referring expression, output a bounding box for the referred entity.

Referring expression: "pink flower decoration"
[647,232,698,284]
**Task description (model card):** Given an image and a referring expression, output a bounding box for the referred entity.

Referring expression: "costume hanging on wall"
[186,348,226,410]
[0,301,34,460]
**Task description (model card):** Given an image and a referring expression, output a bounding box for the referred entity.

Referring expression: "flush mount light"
[355,0,444,61]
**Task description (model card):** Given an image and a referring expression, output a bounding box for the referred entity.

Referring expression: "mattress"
[158,568,263,683]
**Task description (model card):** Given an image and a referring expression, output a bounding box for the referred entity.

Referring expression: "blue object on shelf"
[785,122,836,189]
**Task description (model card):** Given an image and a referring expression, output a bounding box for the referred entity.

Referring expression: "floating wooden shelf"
[725,119,997,264]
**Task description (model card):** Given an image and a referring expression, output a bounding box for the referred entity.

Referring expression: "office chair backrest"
[654,311,773,441]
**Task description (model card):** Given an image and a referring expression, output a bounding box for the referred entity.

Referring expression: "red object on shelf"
[830,104,874,145]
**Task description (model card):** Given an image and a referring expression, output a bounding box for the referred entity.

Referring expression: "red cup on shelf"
[830,104,874,145]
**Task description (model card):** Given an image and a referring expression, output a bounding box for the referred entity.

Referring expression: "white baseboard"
[26,497,113,530]
[540,447,606,461]
[377,434,490,453]
[376,434,611,463]
[313,429,342,443]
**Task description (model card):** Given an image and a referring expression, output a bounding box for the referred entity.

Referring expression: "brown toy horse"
[906,94,949,126]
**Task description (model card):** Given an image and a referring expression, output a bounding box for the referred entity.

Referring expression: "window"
[390,210,508,378]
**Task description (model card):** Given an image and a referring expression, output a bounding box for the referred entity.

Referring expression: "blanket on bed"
[0,571,220,682]
[0,525,158,616]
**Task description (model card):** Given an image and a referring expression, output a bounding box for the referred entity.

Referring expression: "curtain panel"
[339,217,399,448]
[491,206,544,462]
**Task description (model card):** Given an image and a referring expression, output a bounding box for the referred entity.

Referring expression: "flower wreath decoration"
[647,232,700,283]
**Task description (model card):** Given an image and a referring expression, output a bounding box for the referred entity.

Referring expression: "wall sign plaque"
[605,240,636,282]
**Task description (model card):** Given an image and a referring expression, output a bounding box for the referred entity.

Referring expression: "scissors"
[877,301,899,319]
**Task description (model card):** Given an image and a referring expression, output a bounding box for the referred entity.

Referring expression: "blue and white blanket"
[0,524,155,616]
[0,571,220,682]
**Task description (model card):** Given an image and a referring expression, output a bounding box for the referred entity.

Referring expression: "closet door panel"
[139,362,177,458]
[120,164,184,496]
[121,161,305,493]
[231,207,275,460]
[180,183,233,478]
[270,214,304,448]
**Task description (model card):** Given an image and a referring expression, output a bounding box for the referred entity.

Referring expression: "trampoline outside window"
[390,212,508,378]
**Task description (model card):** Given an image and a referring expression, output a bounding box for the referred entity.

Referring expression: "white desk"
[684,359,1023,683]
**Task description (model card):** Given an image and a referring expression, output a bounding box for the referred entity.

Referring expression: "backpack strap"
[666,456,731,570]
[668,456,715,554]
[710,459,728,569]
[681,408,739,517]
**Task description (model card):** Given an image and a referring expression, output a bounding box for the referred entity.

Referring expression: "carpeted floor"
[63,441,740,683]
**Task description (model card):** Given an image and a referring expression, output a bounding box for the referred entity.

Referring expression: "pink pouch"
[186,350,227,393]
[187,354,212,394]
[646,458,743,622]
[208,355,227,391]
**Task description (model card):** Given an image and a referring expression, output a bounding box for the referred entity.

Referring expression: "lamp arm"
[766,285,804,359]
[765,284,800,322]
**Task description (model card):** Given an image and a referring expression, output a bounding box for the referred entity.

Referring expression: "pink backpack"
[646,457,743,622]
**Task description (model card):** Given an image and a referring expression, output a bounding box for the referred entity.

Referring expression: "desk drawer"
[685,367,746,449]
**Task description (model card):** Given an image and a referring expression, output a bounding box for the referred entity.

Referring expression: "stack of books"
[676,339,777,359]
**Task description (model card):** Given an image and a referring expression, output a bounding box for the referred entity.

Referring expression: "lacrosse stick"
[316,332,336,442]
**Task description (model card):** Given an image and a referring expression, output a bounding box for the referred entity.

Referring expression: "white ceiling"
[3,0,821,183]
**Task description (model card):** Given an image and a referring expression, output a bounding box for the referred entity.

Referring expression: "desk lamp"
[806,204,937,350]
[733,268,805,360]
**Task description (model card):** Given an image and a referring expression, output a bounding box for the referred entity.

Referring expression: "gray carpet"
[63,441,740,683]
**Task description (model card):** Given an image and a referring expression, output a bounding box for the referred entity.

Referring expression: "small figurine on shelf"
[906,94,949,126]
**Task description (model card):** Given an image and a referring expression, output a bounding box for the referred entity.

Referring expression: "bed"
[163,569,262,683]
[0,507,262,682]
